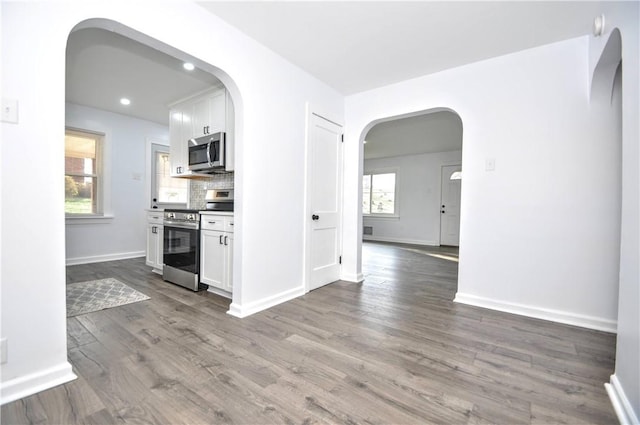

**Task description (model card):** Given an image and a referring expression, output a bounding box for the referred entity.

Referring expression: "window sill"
[363,214,400,220]
[65,214,114,225]
[156,203,187,210]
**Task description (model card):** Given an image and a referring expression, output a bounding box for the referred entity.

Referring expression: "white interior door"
[306,112,343,292]
[440,165,462,246]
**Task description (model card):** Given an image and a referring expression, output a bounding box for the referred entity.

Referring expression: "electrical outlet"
[1,98,19,124]
[0,338,7,364]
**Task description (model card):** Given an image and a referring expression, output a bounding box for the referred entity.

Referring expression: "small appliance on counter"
[205,188,234,211]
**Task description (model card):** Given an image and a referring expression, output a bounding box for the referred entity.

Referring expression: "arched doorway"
[359,108,463,296]
[64,19,244,305]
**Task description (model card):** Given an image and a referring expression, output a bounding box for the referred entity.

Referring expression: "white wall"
[65,102,168,264]
[597,3,640,424]
[345,35,622,331]
[344,7,638,420]
[1,1,343,404]
[363,150,462,246]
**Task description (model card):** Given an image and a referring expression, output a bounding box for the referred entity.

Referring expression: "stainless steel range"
[205,188,234,211]
[163,209,205,291]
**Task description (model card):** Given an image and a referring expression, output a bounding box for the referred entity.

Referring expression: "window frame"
[362,169,399,218]
[150,142,188,209]
[64,127,110,222]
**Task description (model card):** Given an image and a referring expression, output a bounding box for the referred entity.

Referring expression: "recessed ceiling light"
[120,98,131,106]
[183,62,195,71]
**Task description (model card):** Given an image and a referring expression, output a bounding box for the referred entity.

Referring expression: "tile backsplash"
[188,172,234,209]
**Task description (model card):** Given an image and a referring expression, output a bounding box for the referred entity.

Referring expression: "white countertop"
[147,209,233,216]
[200,211,234,216]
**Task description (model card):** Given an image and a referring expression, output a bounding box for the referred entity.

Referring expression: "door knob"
[312,214,319,221]
[441,210,445,214]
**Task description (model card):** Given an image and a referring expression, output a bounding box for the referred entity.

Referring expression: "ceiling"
[66,28,222,125]
[364,111,462,160]
[199,1,603,95]
[65,2,604,156]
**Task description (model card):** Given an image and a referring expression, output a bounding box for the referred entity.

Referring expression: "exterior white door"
[440,165,462,246]
[306,112,343,292]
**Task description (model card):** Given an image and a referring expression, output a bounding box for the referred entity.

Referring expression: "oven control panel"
[164,210,200,223]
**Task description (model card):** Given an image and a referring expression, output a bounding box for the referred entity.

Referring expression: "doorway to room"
[440,164,462,246]
[360,108,463,295]
[64,18,243,313]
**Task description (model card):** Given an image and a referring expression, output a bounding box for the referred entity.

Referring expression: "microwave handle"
[206,140,213,167]
[218,136,225,168]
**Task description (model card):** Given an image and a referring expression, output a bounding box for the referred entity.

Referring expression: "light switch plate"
[1,98,19,124]
[485,158,496,171]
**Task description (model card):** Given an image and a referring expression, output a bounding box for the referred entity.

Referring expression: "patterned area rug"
[67,278,150,317]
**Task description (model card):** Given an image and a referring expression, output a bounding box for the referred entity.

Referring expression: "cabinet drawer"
[224,219,234,233]
[201,217,225,231]
[147,211,163,224]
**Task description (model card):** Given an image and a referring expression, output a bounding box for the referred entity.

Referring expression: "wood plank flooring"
[2,241,617,424]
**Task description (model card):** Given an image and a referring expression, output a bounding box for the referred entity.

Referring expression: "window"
[363,172,397,215]
[151,144,188,207]
[65,128,103,215]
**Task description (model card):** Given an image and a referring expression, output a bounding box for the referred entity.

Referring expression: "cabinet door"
[200,230,226,289]
[192,97,210,138]
[192,91,226,137]
[146,224,159,267]
[169,108,187,176]
[155,225,164,270]
[208,91,226,134]
[223,233,234,292]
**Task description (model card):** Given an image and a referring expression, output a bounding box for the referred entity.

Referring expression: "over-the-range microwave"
[188,132,226,173]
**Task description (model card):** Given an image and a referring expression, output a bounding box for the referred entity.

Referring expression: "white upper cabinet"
[192,90,226,138]
[169,108,188,176]
[168,87,234,177]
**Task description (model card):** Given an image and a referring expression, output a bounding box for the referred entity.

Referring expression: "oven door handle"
[164,220,199,230]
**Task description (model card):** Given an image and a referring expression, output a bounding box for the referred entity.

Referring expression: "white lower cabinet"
[200,215,233,295]
[146,211,164,273]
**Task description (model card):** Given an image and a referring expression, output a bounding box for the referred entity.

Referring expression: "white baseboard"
[340,272,364,283]
[454,292,617,333]
[66,251,145,266]
[0,362,77,405]
[227,285,305,318]
[207,286,231,299]
[363,235,438,246]
[606,374,640,425]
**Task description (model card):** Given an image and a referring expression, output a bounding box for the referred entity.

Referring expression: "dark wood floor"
[2,241,617,424]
